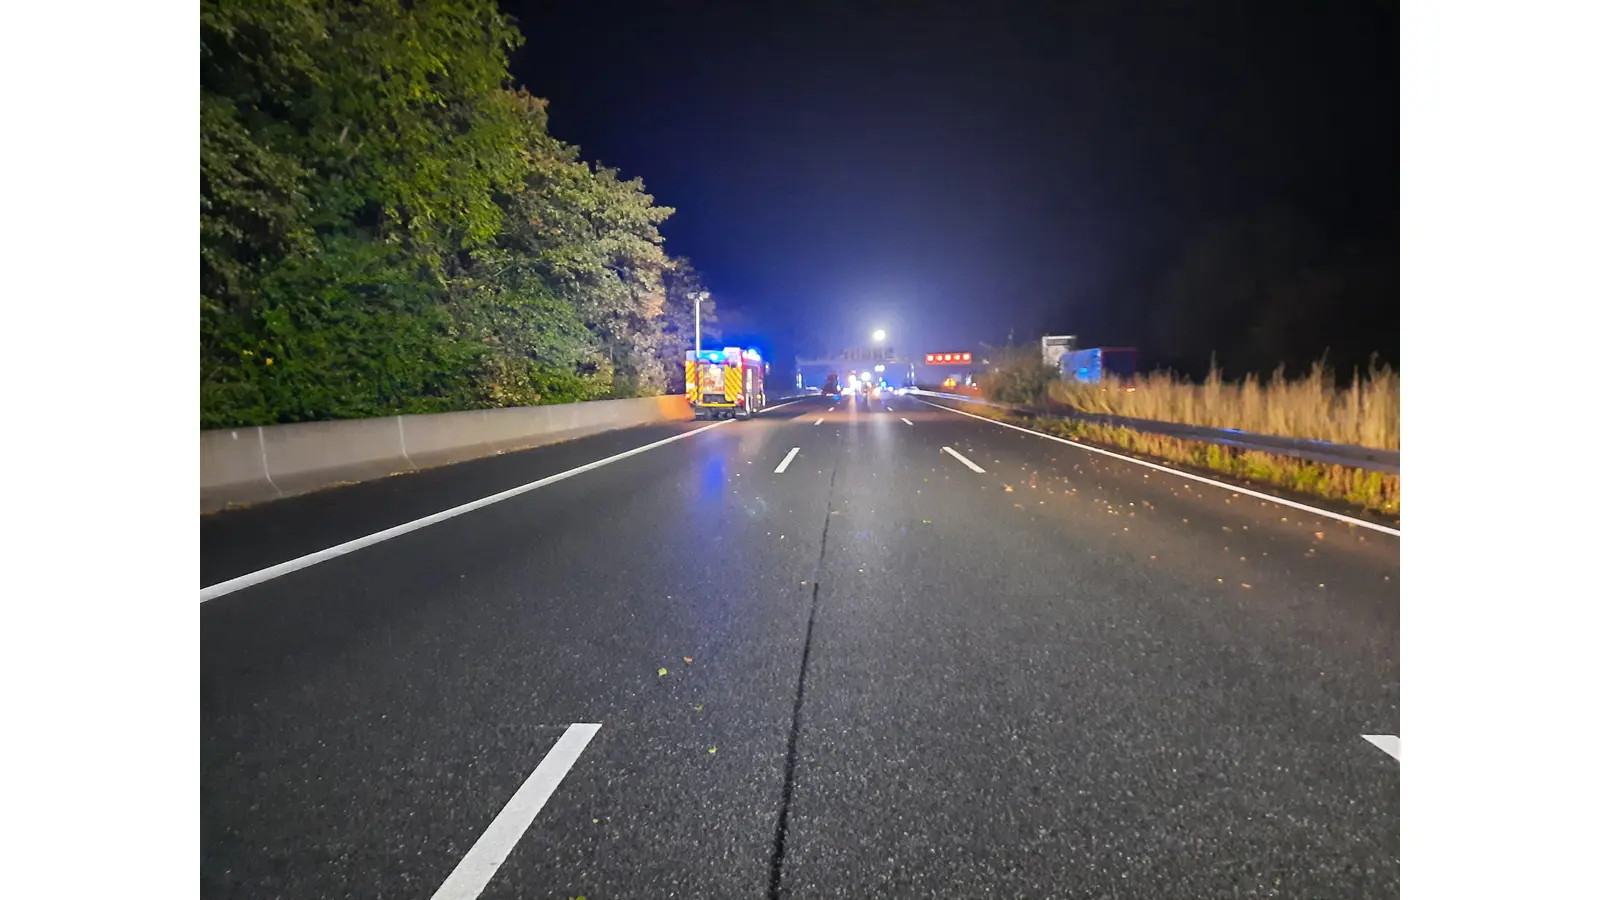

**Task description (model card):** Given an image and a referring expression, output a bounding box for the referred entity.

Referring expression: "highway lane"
[201,393,1398,898]
[201,418,723,587]
[202,400,831,899]
[783,397,1397,897]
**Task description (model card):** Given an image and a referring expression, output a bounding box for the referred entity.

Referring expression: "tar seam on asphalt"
[767,461,838,899]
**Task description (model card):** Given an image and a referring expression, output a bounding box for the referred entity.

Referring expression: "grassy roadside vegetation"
[975,348,1400,517]
[1049,360,1399,450]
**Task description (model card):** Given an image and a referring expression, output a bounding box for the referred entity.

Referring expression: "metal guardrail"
[906,389,1400,474]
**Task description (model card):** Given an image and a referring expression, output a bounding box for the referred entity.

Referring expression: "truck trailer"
[1059,347,1138,383]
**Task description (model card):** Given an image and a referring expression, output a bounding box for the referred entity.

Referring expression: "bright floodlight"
[872,328,886,342]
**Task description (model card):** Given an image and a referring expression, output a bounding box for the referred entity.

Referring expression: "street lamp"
[690,291,709,354]
[871,328,886,343]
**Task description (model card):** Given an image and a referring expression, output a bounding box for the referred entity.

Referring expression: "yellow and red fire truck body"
[685,347,767,419]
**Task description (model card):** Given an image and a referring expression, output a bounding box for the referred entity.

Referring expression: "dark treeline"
[1059,204,1399,381]
[200,0,716,428]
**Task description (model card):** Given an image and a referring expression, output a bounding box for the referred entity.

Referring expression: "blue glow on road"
[699,454,727,503]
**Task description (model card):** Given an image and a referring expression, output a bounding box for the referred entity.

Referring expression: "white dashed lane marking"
[941,446,986,474]
[774,447,801,474]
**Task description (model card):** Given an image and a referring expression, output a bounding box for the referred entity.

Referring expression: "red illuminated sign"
[924,352,972,365]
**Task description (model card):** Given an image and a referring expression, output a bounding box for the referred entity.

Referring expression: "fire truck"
[685,347,768,420]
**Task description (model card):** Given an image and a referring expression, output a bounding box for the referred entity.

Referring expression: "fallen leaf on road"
[708,747,717,754]
[1315,531,1325,540]
[658,668,668,677]
[1241,583,1253,589]
[1004,485,1014,492]
[695,704,703,711]
[683,657,693,663]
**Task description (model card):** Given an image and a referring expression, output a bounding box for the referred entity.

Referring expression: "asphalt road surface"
[201,394,1399,899]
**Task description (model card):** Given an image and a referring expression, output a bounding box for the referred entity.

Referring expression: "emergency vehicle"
[685,347,768,419]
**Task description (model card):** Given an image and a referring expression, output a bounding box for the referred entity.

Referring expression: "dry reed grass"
[1047,359,1399,451]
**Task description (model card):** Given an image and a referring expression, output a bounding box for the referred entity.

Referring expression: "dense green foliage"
[200,0,712,427]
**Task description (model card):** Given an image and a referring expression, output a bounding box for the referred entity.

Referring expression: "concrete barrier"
[201,395,695,513]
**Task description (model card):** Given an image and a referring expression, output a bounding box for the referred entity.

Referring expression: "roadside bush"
[200,237,485,427]
[979,346,1061,406]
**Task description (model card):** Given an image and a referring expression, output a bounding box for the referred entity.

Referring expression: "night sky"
[503,0,1398,379]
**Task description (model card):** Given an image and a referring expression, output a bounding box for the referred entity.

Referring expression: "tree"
[1145,205,1395,378]
[497,91,675,397]
[200,1,695,426]
[201,0,534,426]
[444,247,605,407]
[658,258,719,393]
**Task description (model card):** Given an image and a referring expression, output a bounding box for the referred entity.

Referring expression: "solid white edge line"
[1362,734,1400,761]
[941,446,986,474]
[901,418,914,426]
[200,419,734,602]
[774,446,801,474]
[916,398,1400,537]
[429,723,602,900]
